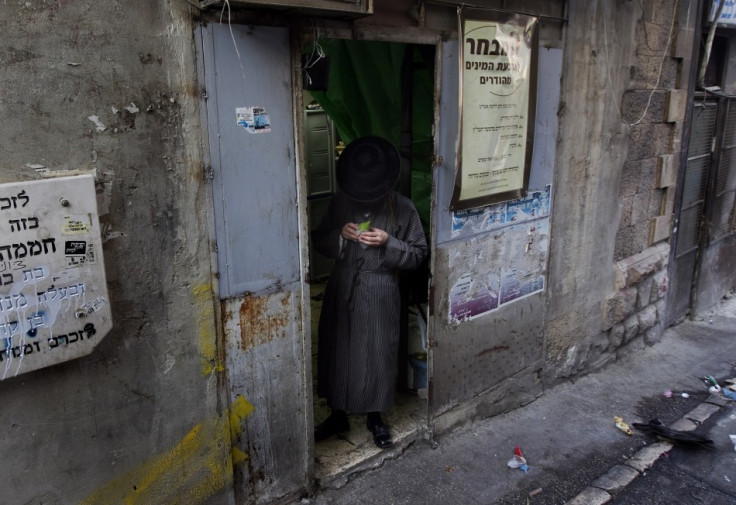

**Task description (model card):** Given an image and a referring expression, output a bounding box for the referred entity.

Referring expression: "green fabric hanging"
[308,39,404,145]
[307,40,434,230]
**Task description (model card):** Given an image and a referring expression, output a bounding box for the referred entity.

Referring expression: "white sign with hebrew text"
[0,174,112,379]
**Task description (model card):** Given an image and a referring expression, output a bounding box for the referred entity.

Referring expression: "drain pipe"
[698,0,726,88]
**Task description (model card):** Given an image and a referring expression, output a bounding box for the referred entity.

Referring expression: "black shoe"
[314,411,349,441]
[366,415,393,449]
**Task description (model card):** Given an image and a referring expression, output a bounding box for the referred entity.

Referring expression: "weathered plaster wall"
[0,2,236,504]
[546,1,638,377]
[547,0,693,380]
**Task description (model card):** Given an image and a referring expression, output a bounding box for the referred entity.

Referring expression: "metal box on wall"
[0,174,112,379]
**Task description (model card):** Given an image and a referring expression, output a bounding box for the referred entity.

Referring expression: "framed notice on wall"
[450,12,538,211]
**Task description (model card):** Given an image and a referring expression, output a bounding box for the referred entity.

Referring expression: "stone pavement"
[306,295,736,504]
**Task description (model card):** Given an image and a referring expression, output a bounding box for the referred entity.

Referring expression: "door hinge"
[204,165,214,181]
[432,154,444,167]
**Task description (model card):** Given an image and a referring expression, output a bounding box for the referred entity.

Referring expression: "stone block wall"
[603,0,690,360]
[554,244,671,380]
[603,243,670,350]
[614,0,685,262]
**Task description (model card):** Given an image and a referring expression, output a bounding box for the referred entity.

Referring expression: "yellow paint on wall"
[79,395,254,505]
[193,284,224,375]
[229,396,254,464]
[231,446,249,465]
[229,395,255,441]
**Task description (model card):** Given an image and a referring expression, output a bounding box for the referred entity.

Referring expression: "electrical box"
[0,174,112,379]
[199,0,372,17]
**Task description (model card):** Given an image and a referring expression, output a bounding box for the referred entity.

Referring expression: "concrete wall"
[0,2,235,504]
[546,0,695,381]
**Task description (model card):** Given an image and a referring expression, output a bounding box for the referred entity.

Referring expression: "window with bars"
[676,101,716,258]
[710,97,736,242]
[678,96,736,259]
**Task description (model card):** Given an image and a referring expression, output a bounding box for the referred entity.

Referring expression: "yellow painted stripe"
[79,395,254,505]
[193,284,224,375]
[229,395,255,441]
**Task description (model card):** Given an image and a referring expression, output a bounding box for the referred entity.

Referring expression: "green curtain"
[307,39,434,230]
[308,39,404,145]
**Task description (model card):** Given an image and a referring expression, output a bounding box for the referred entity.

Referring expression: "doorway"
[301,37,436,482]
[668,33,736,324]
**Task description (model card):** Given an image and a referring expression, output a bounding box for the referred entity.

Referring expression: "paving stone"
[591,464,641,493]
[564,486,611,505]
[685,402,721,424]
[705,393,730,407]
[625,442,672,472]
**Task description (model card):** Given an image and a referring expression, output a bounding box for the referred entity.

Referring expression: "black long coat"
[312,191,428,413]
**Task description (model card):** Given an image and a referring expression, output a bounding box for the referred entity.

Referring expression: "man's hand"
[357,228,389,247]
[341,223,360,242]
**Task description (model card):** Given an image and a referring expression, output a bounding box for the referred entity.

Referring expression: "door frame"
[289,23,446,445]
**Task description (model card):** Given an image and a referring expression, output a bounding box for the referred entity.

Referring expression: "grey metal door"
[667,100,717,324]
[668,95,736,322]
[689,97,736,313]
[198,23,310,504]
[429,40,561,432]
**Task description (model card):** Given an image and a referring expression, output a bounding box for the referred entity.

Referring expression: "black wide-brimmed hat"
[336,136,400,202]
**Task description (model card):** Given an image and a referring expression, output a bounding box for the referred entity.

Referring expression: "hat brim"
[336,136,400,202]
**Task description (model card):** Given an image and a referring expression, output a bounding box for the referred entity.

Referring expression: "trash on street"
[507,446,531,474]
[703,375,736,400]
[614,416,633,435]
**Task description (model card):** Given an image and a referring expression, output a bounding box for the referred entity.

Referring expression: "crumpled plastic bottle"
[705,375,736,400]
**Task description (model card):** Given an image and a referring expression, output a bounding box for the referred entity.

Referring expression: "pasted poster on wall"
[449,218,549,322]
[0,174,112,379]
[710,0,736,26]
[236,106,271,134]
[451,184,551,239]
[450,13,538,211]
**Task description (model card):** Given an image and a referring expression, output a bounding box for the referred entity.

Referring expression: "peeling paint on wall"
[238,292,290,350]
[87,115,106,132]
[79,395,254,505]
[193,284,223,376]
[229,395,255,464]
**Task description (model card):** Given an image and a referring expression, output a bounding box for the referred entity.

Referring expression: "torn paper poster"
[236,106,271,134]
[451,185,551,239]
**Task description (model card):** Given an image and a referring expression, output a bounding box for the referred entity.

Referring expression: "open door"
[302,36,436,481]
[429,39,561,434]
[198,23,311,504]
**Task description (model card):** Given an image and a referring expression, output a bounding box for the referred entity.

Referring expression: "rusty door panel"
[222,290,308,504]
